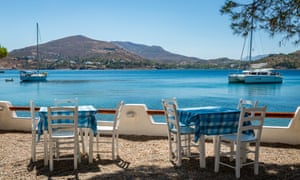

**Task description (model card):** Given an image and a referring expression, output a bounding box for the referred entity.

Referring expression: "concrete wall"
[0,101,31,132]
[1,101,300,145]
[261,107,300,144]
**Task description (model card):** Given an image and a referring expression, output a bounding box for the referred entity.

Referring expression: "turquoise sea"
[1,69,300,126]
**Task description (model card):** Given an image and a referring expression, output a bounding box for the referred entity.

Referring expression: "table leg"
[199,135,206,168]
[79,128,85,154]
[214,135,220,172]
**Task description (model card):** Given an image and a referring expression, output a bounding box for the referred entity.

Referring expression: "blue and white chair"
[162,98,200,166]
[30,100,47,165]
[53,97,85,154]
[47,106,80,171]
[54,97,78,107]
[94,101,124,160]
[214,106,267,178]
[237,99,258,110]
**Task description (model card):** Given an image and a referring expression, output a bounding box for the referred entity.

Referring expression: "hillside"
[7,35,149,69]
[258,51,300,69]
[10,35,145,60]
[1,35,299,70]
[112,41,207,63]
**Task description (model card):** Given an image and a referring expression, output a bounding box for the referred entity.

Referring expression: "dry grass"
[1,130,300,179]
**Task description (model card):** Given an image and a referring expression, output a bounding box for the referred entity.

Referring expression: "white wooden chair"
[54,97,78,106]
[162,98,200,166]
[234,98,259,161]
[214,106,267,178]
[237,99,258,110]
[47,106,80,171]
[53,97,85,154]
[94,101,124,160]
[30,100,47,165]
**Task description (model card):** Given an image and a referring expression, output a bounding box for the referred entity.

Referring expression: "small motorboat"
[5,78,14,82]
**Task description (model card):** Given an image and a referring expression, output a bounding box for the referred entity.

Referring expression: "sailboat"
[228,16,283,84]
[20,23,47,82]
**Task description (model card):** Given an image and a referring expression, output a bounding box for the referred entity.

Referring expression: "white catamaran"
[228,68,283,84]
[228,16,283,84]
[20,23,47,82]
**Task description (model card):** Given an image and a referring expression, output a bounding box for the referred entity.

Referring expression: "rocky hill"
[259,51,300,69]
[112,41,207,63]
[1,35,300,70]
[12,35,145,60]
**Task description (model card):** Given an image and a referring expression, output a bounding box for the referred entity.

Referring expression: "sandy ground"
[1,131,300,180]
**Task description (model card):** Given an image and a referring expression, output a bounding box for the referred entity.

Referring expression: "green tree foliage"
[0,45,8,59]
[221,0,300,45]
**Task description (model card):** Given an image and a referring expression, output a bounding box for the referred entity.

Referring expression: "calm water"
[1,69,300,126]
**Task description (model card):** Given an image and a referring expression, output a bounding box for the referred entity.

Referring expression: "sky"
[1,0,299,60]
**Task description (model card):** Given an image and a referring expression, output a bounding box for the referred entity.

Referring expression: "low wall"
[261,107,300,144]
[1,101,300,145]
[0,101,31,132]
[0,101,167,136]
[99,104,168,136]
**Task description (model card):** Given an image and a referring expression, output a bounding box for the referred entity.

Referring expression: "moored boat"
[20,23,47,82]
[20,70,47,81]
[228,13,283,84]
[4,78,13,82]
[229,68,283,84]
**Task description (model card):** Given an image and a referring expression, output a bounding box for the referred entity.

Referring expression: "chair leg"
[74,141,78,170]
[168,134,173,161]
[235,144,241,178]
[176,135,182,166]
[96,133,99,156]
[112,133,119,160]
[112,134,115,160]
[254,142,260,175]
[49,141,54,171]
[44,133,48,166]
[32,133,36,162]
[55,140,60,158]
[77,143,81,164]
[89,129,93,163]
[116,133,119,158]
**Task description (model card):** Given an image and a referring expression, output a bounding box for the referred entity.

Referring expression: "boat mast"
[36,22,40,72]
[249,0,255,68]
[249,14,254,63]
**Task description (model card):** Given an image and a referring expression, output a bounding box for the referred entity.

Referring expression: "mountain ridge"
[111,41,206,63]
[2,35,300,69]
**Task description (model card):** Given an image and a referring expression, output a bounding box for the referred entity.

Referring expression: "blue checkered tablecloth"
[38,105,97,138]
[177,106,241,142]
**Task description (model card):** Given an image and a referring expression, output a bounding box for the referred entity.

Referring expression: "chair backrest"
[113,101,124,131]
[30,100,38,131]
[237,106,267,142]
[47,106,78,136]
[54,97,78,106]
[162,99,180,134]
[237,99,258,110]
[162,97,179,108]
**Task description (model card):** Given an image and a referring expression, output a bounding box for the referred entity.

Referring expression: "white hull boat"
[20,23,47,82]
[20,70,47,82]
[229,68,283,84]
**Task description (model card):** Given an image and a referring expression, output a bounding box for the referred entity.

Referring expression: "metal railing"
[8,106,295,119]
